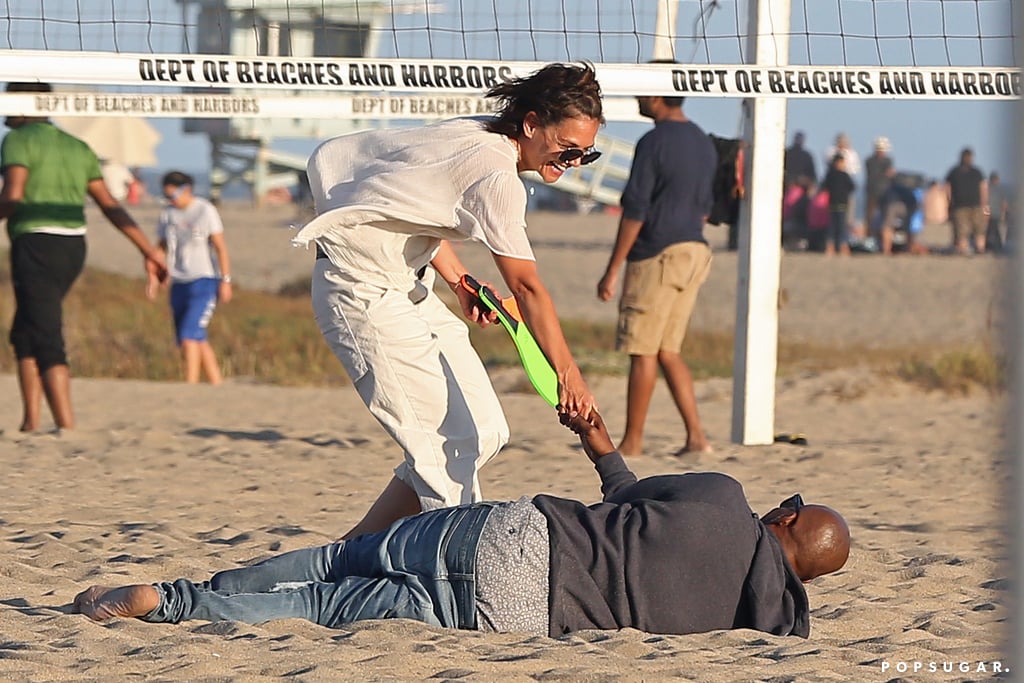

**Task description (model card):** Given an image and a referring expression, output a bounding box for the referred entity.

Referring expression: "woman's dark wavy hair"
[484,62,604,138]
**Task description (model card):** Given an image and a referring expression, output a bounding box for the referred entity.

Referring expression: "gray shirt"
[157,196,224,282]
[474,497,550,634]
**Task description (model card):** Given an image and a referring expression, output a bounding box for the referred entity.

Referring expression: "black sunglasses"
[557,147,602,166]
[164,185,187,202]
[759,492,804,525]
[780,493,804,512]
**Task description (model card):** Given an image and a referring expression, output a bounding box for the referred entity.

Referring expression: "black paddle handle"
[461,274,501,309]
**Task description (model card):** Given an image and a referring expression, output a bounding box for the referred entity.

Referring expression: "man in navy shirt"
[597,78,718,458]
[945,147,989,255]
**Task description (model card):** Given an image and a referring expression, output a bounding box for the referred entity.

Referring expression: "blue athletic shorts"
[170,278,219,344]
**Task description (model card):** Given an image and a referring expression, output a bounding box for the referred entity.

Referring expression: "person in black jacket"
[72,411,850,639]
[784,131,817,188]
[821,153,856,256]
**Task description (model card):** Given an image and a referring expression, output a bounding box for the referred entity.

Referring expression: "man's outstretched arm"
[561,410,735,507]
[560,411,637,499]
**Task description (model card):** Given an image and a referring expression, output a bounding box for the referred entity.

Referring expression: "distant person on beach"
[0,81,166,432]
[822,154,855,257]
[824,132,861,180]
[986,171,1009,253]
[923,179,949,235]
[863,137,893,234]
[291,63,603,540]
[782,131,816,251]
[72,409,850,639]
[805,181,830,252]
[876,169,919,256]
[824,133,861,237]
[146,171,233,384]
[782,181,810,250]
[99,159,134,203]
[596,76,717,457]
[906,184,930,255]
[945,147,989,255]
[783,131,816,189]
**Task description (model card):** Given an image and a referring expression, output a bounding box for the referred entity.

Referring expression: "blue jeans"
[827,209,849,250]
[144,503,496,629]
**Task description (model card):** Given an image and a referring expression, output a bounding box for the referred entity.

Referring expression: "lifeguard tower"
[175,0,636,210]
[178,0,410,202]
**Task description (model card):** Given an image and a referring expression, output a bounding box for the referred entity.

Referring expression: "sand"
[0,203,1012,681]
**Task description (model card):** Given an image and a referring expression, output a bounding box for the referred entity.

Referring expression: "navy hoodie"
[531,454,810,638]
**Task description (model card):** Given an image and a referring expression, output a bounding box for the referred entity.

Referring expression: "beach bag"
[782,184,804,220]
[807,190,830,229]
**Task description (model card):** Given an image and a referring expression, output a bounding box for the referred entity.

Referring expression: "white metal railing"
[230,129,637,206]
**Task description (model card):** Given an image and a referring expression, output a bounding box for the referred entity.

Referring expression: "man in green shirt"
[0,82,166,432]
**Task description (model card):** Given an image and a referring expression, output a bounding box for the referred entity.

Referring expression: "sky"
[0,0,1017,183]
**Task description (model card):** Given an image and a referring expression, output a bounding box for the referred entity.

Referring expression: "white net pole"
[730,0,791,446]
[652,0,679,61]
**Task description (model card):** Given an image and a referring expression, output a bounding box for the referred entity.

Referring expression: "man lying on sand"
[73,411,849,638]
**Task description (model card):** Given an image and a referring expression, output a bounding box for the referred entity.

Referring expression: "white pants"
[312,257,510,510]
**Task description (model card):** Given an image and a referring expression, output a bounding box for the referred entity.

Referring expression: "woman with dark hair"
[293,62,604,538]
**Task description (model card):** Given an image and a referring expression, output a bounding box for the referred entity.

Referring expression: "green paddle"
[460,274,559,407]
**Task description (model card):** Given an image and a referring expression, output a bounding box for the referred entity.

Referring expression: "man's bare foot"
[72,585,160,621]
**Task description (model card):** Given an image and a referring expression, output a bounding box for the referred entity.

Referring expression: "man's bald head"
[762,500,850,582]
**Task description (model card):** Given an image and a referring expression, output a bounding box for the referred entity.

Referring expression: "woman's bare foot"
[73,585,160,621]
[616,439,642,457]
[674,441,714,457]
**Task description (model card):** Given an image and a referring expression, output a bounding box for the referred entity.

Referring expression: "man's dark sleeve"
[592,452,638,500]
[620,135,656,222]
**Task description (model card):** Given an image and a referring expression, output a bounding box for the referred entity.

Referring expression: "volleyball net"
[0,0,1015,120]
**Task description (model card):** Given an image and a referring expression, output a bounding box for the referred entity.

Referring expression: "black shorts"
[9,232,86,370]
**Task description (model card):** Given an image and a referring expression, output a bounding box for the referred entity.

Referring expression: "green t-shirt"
[1,121,103,240]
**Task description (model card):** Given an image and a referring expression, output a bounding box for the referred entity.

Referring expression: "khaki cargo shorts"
[951,206,987,243]
[616,241,712,355]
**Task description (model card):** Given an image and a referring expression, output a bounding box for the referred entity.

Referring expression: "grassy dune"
[0,254,1006,394]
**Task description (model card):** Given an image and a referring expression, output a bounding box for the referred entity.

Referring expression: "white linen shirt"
[292,117,533,285]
